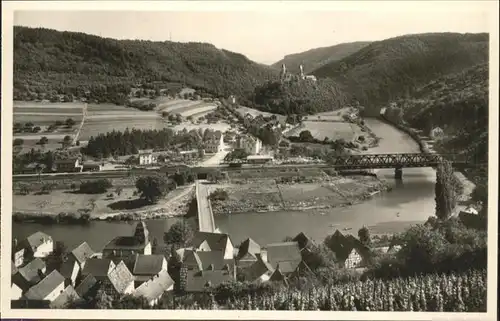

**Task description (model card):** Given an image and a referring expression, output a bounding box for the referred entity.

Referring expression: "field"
[13,184,194,218]
[13,101,85,152]
[305,108,353,122]
[285,121,364,141]
[170,122,231,133]
[211,175,387,214]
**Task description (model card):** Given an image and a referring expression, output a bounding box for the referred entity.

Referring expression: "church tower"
[299,64,304,80]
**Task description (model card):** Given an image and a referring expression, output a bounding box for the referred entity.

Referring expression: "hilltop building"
[280,63,317,83]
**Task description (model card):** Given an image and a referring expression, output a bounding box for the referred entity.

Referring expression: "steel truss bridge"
[328,153,473,170]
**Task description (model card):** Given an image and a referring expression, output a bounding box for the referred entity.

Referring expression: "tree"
[46,241,67,271]
[38,136,49,146]
[115,186,123,196]
[435,160,457,220]
[358,226,371,246]
[19,183,31,195]
[164,221,194,246]
[136,175,170,204]
[13,138,24,146]
[299,130,314,142]
[95,288,114,309]
[62,135,72,148]
[65,118,76,128]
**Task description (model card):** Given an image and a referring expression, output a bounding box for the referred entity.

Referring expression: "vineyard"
[151,269,486,311]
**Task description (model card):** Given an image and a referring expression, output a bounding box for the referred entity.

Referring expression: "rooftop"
[192,232,231,253]
[70,242,95,265]
[18,258,46,284]
[82,258,114,279]
[107,261,135,294]
[50,285,82,309]
[133,255,166,276]
[133,270,174,301]
[24,270,65,300]
[185,269,233,293]
[25,231,52,252]
[75,274,98,299]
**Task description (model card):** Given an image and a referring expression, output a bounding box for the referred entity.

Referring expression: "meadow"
[285,121,363,141]
[236,106,287,122]
[13,101,84,125]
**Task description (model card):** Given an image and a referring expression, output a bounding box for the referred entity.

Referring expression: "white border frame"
[1,1,498,320]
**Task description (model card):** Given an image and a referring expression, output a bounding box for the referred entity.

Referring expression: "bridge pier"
[395,167,403,180]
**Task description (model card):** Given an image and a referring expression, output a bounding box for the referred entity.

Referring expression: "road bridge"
[195,180,216,233]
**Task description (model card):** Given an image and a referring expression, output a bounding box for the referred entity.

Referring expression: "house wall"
[161,258,168,271]
[14,250,25,267]
[345,249,362,269]
[143,242,152,255]
[11,284,23,300]
[70,263,80,286]
[224,239,234,260]
[34,240,54,258]
[44,282,65,302]
[198,240,211,252]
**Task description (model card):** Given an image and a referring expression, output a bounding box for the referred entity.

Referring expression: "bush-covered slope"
[246,78,350,115]
[399,63,488,164]
[13,26,279,101]
[272,41,371,74]
[312,33,489,113]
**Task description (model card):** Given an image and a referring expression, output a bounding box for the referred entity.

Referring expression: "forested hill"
[399,63,488,164]
[272,41,371,74]
[13,26,279,101]
[312,33,489,114]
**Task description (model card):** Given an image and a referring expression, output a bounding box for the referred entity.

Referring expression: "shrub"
[79,179,113,194]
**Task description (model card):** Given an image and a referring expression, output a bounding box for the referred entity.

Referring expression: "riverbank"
[210,175,390,215]
[12,184,195,223]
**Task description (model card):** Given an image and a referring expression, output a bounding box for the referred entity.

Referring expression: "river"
[11,118,436,250]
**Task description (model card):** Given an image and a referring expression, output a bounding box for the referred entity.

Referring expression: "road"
[72,103,87,145]
[199,141,230,167]
[195,180,216,232]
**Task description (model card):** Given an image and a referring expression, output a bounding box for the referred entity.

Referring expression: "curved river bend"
[12,118,436,250]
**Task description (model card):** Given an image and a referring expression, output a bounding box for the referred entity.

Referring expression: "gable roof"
[18,258,46,284]
[196,251,234,271]
[237,238,261,261]
[24,270,65,300]
[133,255,166,276]
[293,232,313,250]
[327,231,370,262]
[185,269,233,292]
[242,255,274,282]
[11,261,18,275]
[82,258,114,278]
[25,231,52,252]
[182,250,203,271]
[107,261,135,294]
[75,274,98,299]
[133,270,174,301]
[265,242,302,274]
[70,242,94,265]
[60,260,78,280]
[50,285,82,309]
[269,265,287,283]
[192,232,231,252]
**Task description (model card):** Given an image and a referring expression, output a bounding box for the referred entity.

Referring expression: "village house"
[75,274,98,300]
[12,240,26,268]
[138,149,158,165]
[132,254,168,286]
[18,231,54,259]
[236,238,261,268]
[240,254,275,283]
[81,258,116,282]
[237,135,262,155]
[203,131,224,154]
[191,231,234,260]
[132,269,175,307]
[293,232,314,252]
[268,264,289,286]
[23,270,65,303]
[102,222,152,263]
[181,249,236,277]
[54,157,83,173]
[59,259,80,287]
[12,258,47,292]
[50,285,83,309]
[262,241,303,276]
[82,161,103,172]
[184,266,234,293]
[327,230,371,269]
[179,149,199,161]
[102,261,135,299]
[69,242,95,270]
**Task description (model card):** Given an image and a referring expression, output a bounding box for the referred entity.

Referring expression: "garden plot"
[177,103,218,117]
[79,118,166,140]
[158,99,201,112]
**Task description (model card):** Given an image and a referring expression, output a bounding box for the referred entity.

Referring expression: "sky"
[12,2,493,65]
